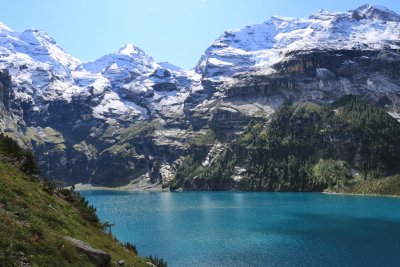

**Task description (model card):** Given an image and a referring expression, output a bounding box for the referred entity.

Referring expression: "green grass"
[189,129,216,146]
[0,161,149,266]
[301,102,323,113]
[253,109,268,118]
[118,121,160,142]
[101,120,160,157]
[333,175,400,196]
[73,141,98,157]
[25,127,66,152]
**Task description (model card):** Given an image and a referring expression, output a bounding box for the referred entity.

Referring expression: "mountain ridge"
[0,4,400,187]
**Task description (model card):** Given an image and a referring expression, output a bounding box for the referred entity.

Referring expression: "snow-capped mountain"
[71,43,199,123]
[0,4,399,186]
[189,4,400,133]
[197,4,400,79]
[0,23,81,104]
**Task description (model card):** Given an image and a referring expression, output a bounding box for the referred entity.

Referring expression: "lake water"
[80,191,400,267]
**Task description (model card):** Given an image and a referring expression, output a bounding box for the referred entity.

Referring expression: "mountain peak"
[352,4,400,21]
[309,8,345,20]
[21,28,57,45]
[0,21,12,32]
[118,43,143,56]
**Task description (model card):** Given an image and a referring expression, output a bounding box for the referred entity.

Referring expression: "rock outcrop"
[64,236,111,266]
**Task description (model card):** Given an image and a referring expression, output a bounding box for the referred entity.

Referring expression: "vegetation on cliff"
[173,96,400,194]
[0,134,153,266]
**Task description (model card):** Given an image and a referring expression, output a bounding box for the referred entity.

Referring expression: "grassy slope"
[332,175,400,196]
[0,161,148,267]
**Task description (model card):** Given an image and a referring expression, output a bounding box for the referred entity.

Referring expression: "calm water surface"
[80,191,400,267]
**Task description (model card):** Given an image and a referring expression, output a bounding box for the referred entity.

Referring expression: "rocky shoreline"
[73,181,165,192]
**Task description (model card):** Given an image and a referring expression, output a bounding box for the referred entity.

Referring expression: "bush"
[21,152,39,175]
[42,177,56,195]
[146,255,168,267]
[125,242,137,255]
[57,186,100,225]
[0,133,39,175]
[312,159,353,190]
[102,221,115,233]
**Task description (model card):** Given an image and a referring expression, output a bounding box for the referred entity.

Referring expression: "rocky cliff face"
[1,4,400,186]
[190,4,400,137]
[0,71,29,148]
[174,97,400,191]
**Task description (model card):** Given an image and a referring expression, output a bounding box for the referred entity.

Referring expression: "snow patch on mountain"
[197,5,400,78]
[353,4,400,21]
[158,62,182,72]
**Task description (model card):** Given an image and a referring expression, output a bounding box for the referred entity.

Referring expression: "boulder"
[64,236,111,266]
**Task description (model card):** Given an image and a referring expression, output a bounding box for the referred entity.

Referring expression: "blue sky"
[2,0,400,68]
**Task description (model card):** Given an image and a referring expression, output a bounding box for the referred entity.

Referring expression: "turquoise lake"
[80,191,400,267]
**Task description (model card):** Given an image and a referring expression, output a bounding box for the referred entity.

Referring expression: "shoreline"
[73,181,167,192]
[73,183,400,198]
[322,191,400,198]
